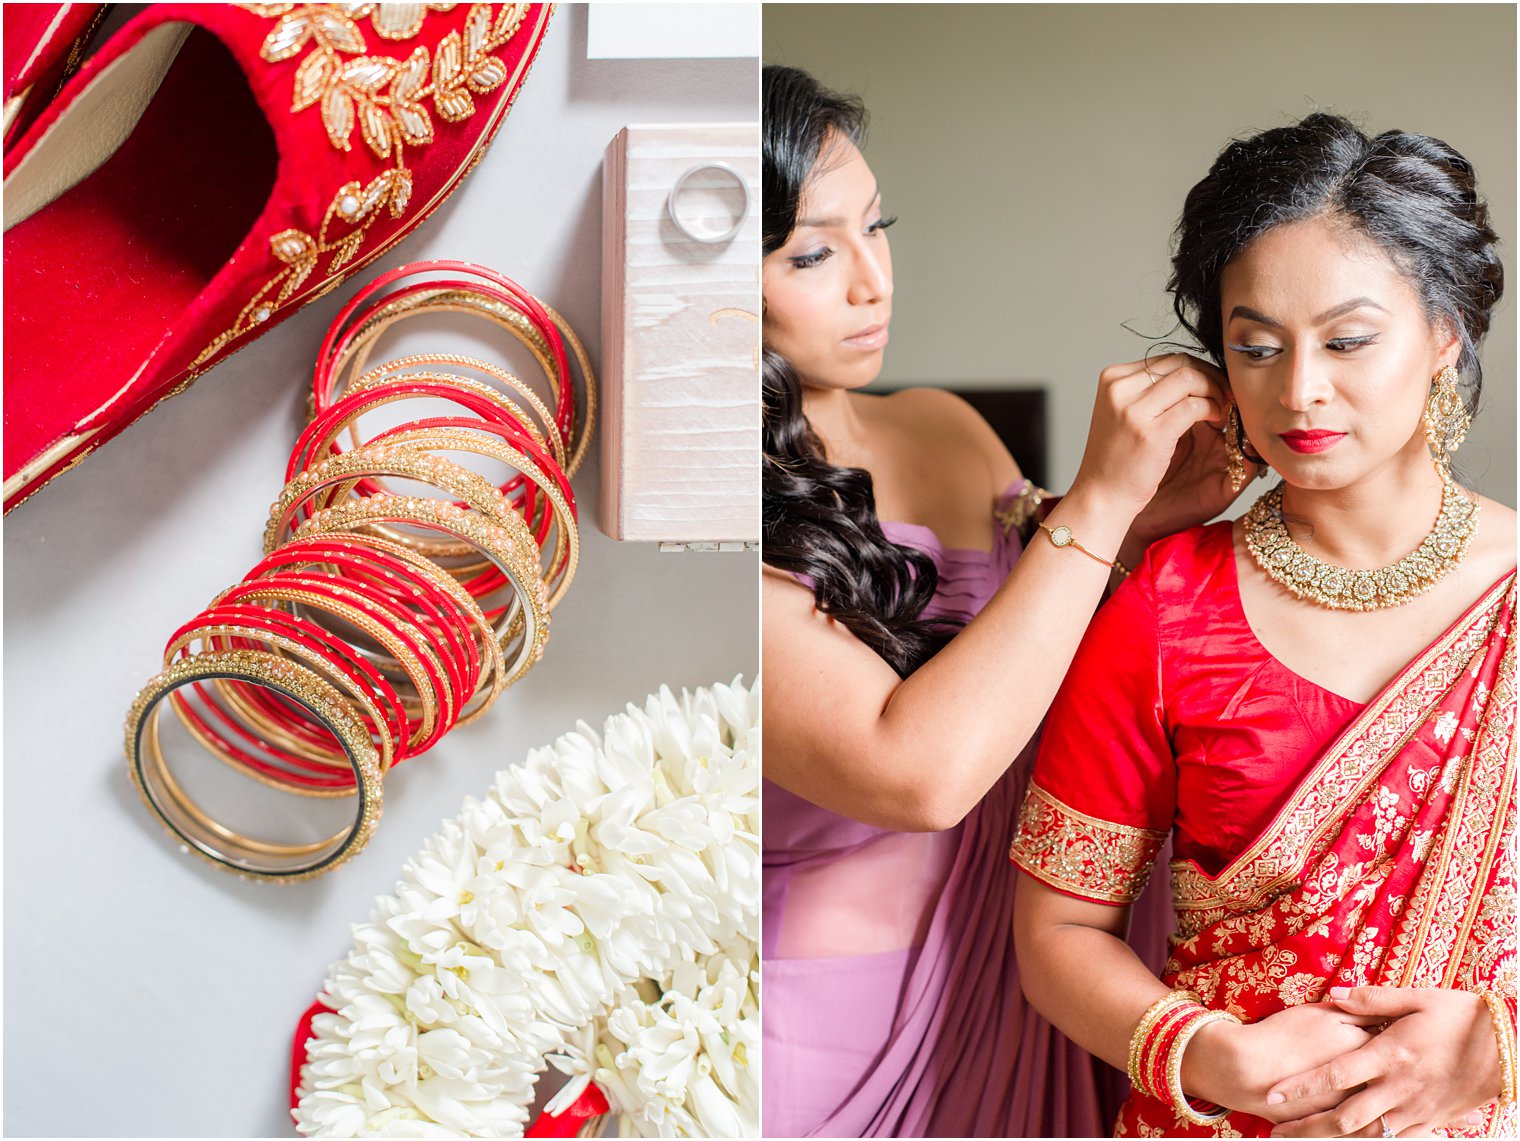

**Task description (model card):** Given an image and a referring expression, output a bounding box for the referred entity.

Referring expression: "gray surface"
[2,10,758,1136]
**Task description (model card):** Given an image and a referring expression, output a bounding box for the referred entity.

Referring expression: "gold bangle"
[1039,522,1120,570]
[212,580,447,751]
[166,624,397,785]
[1168,1008,1242,1126]
[1128,991,1198,1099]
[303,368,558,564]
[125,650,382,880]
[350,356,567,474]
[1483,991,1518,1106]
[363,426,580,609]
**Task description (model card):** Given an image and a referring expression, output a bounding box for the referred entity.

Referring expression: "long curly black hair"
[763,65,955,678]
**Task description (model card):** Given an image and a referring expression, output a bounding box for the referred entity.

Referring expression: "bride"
[1012,112,1516,1138]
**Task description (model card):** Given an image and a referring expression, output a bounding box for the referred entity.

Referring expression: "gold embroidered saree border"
[1386,632,1516,988]
[1170,574,1515,924]
[1010,782,1166,905]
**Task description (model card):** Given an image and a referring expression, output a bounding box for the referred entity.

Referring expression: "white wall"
[767,3,1516,506]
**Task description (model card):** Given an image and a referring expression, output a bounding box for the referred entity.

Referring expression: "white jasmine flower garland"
[294,678,759,1138]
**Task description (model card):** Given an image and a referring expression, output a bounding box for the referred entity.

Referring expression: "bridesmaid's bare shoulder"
[873,386,1023,492]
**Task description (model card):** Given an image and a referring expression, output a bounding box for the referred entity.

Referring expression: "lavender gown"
[763,485,1172,1137]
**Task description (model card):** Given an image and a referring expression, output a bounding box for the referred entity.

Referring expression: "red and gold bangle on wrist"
[1167,1008,1240,1126]
[1143,1000,1198,1102]
[1126,989,1241,1124]
[1128,991,1196,1099]
[1483,991,1517,1106]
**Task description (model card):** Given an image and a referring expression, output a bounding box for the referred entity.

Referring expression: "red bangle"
[313,261,575,443]
[216,574,456,756]
[187,602,409,764]
[243,540,482,716]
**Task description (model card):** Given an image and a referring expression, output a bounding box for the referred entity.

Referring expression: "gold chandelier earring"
[1424,364,1471,479]
[1222,407,1246,495]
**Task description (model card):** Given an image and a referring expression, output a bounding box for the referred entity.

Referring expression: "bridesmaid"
[761,65,1249,1137]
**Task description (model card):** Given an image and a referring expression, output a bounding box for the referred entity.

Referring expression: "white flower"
[1433,709,1459,744]
[294,678,759,1137]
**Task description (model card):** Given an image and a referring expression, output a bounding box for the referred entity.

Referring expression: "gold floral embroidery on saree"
[1386,632,1516,990]
[1009,783,1165,905]
[1169,579,1511,940]
[190,3,537,371]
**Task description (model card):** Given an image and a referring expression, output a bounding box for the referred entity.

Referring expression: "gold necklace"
[1243,478,1479,612]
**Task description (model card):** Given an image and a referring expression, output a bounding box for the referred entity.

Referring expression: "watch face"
[1050,526,1072,546]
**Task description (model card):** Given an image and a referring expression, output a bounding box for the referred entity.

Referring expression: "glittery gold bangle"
[299,370,557,563]
[266,441,528,552]
[350,355,567,474]
[333,289,564,406]
[165,624,396,791]
[1167,1008,1241,1126]
[540,301,597,478]
[367,426,579,609]
[268,438,545,641]
[1128,991,1198,1099]
[125,649,382,880]
[1140,998,1201,1102]
[1483,991,1517,1105]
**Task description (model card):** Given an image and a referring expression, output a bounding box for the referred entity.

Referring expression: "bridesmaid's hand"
[1068,352,1228,525]
[1117,356,1265,567]
[1265,987,1503,1137]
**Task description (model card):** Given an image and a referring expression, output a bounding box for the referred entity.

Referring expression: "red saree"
[1011,524,1517,1138]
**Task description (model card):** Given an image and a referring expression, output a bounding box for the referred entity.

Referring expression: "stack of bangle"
[124,263,593,881]
[1483,991,1518,1106]
[1128,990,1243,1127]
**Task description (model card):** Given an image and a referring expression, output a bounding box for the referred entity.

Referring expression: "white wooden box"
[600,123,760,546]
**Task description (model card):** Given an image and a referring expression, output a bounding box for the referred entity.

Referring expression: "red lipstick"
[1279,430,1346,454]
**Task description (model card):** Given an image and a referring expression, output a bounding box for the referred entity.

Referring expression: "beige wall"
[766,4,1517,507]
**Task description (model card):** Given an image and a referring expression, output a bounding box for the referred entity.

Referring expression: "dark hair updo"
[763,64,952,677]
[1170,112,1504,413]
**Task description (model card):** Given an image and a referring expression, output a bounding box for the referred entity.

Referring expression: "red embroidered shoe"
[2,2,552,513]
[2,4,106,150]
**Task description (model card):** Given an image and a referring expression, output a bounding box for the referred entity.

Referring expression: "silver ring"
[1380,1115,1395,1138]
[667,162,748,245]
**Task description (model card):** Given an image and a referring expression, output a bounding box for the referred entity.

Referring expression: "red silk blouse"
[1013,521,1366,902]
